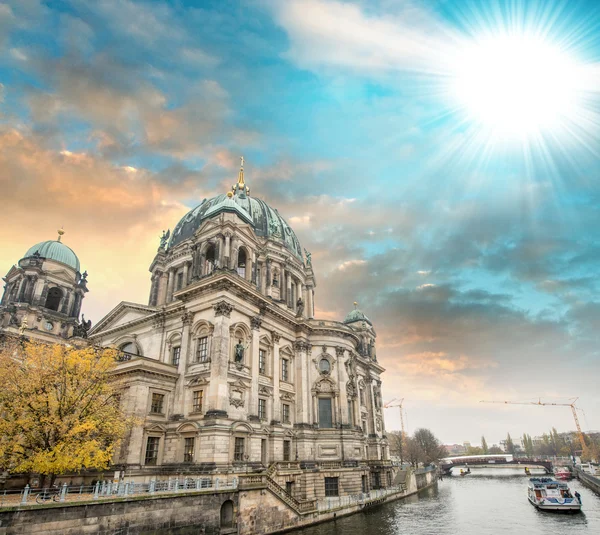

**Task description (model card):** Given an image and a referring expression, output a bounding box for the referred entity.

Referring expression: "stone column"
[182,263,189,286]
[367,379,378,436]
[36,282,48,307]
[261,262,267,295]
[293,341,311,424]
[307,286,314,318]
[336,347,348,426]
[272,333,281,422]
[174,312,193,415]
[70,292,80,317]
[217,236,225,268]
[266,260,272,298]
[280,270,286,304]
[190,244,199,280]
[249,315,262,418]
[73,292,83,318]
[287,273,292,308]
[251,251,257,285]
[166,270,174,303]
[246,251,253,282]
[16,278,26,302]
[157,272,168,305]
[301,286,308,319]
[224,234,231,268]
[60,289,72,314]
[207,301,234,417]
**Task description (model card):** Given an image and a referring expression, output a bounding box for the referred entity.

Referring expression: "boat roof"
[529,478,569,488]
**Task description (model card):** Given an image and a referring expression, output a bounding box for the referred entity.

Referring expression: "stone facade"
[89,165,389,498]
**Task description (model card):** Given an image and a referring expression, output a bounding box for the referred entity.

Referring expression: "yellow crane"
[479,397,588,457]
[384,398,407,439]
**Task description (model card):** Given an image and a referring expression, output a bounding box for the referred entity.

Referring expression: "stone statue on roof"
[304,249,312,267]
[160,229,170,248]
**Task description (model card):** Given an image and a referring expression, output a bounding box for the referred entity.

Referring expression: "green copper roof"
[343,308,372,326]
[23,240,80,271]
[169,182,304,260]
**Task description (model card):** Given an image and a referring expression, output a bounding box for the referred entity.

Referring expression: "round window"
[319,358,331,374]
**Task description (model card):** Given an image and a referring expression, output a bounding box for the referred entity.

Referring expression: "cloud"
[0,128,191,320]
[268,0,458,75]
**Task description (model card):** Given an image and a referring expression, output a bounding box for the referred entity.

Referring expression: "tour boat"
[553,467,572,480]
[527,478,581,513]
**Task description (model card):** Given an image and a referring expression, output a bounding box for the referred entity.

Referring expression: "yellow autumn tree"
[0,338,130,484]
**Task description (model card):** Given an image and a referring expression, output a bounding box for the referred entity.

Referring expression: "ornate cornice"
[293,340,312,353]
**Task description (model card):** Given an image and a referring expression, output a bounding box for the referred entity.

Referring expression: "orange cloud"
[0,128,191,322]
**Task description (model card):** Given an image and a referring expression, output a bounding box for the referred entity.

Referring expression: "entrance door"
[220,500,234,528]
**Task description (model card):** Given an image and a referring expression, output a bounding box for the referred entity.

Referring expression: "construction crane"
[383,398,407,439]
[479,397,588,457]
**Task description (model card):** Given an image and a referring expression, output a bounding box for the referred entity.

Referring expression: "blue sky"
[1,0,600,445]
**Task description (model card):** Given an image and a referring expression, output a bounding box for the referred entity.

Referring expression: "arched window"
[237,249,246,278]
[45,287,62,311]
[205,245,216,275]
[120,342,139,356]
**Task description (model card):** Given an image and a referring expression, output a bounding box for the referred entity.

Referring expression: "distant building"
[444,444,466,456]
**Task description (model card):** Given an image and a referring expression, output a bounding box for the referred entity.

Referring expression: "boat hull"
[528,495,581,513]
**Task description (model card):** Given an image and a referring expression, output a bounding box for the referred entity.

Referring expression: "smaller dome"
[343,306,372,326]
[23,240,80,271]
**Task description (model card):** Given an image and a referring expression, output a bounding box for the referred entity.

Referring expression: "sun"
[449,33,584,139]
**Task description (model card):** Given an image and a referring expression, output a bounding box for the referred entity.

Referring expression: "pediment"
[3,265,21,280]
[46,268,76,284]
[91,302,157,334]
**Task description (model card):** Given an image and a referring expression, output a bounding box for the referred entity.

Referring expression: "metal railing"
[0,476,238,508]
[317,485,406,512]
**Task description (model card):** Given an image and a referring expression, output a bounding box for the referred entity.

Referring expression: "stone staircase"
[238,473,317,515]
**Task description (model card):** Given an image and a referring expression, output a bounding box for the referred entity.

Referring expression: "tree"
[0,339,131,485]
[505,433,515,455]
[488,445,503,454]
[481,436,488,454]
[522,434,534,457]
[388,430,405,464]
[405,436,423,468]
[466,446,483,455]
[410,428,446,466]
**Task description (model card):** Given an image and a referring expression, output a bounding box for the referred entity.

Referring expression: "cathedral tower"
[0,230,90,341]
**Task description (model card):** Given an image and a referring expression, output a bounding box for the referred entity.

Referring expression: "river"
[294,468,600,535]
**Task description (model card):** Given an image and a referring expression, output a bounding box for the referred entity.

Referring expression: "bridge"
[440,455,552,475]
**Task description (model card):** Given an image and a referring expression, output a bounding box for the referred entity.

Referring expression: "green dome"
[169,187,303,260]
[343,307,372,326]
[23,240,80,271]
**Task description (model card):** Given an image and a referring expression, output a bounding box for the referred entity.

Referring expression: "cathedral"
[1,162,391,500]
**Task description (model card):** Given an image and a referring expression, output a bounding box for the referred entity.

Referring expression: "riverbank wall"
[0,490,238,534]
[0,467,437,534]
[574,466,600,495]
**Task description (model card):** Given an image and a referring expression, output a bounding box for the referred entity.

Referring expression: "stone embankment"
[0,467,437,534]
[574,466,600,495]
